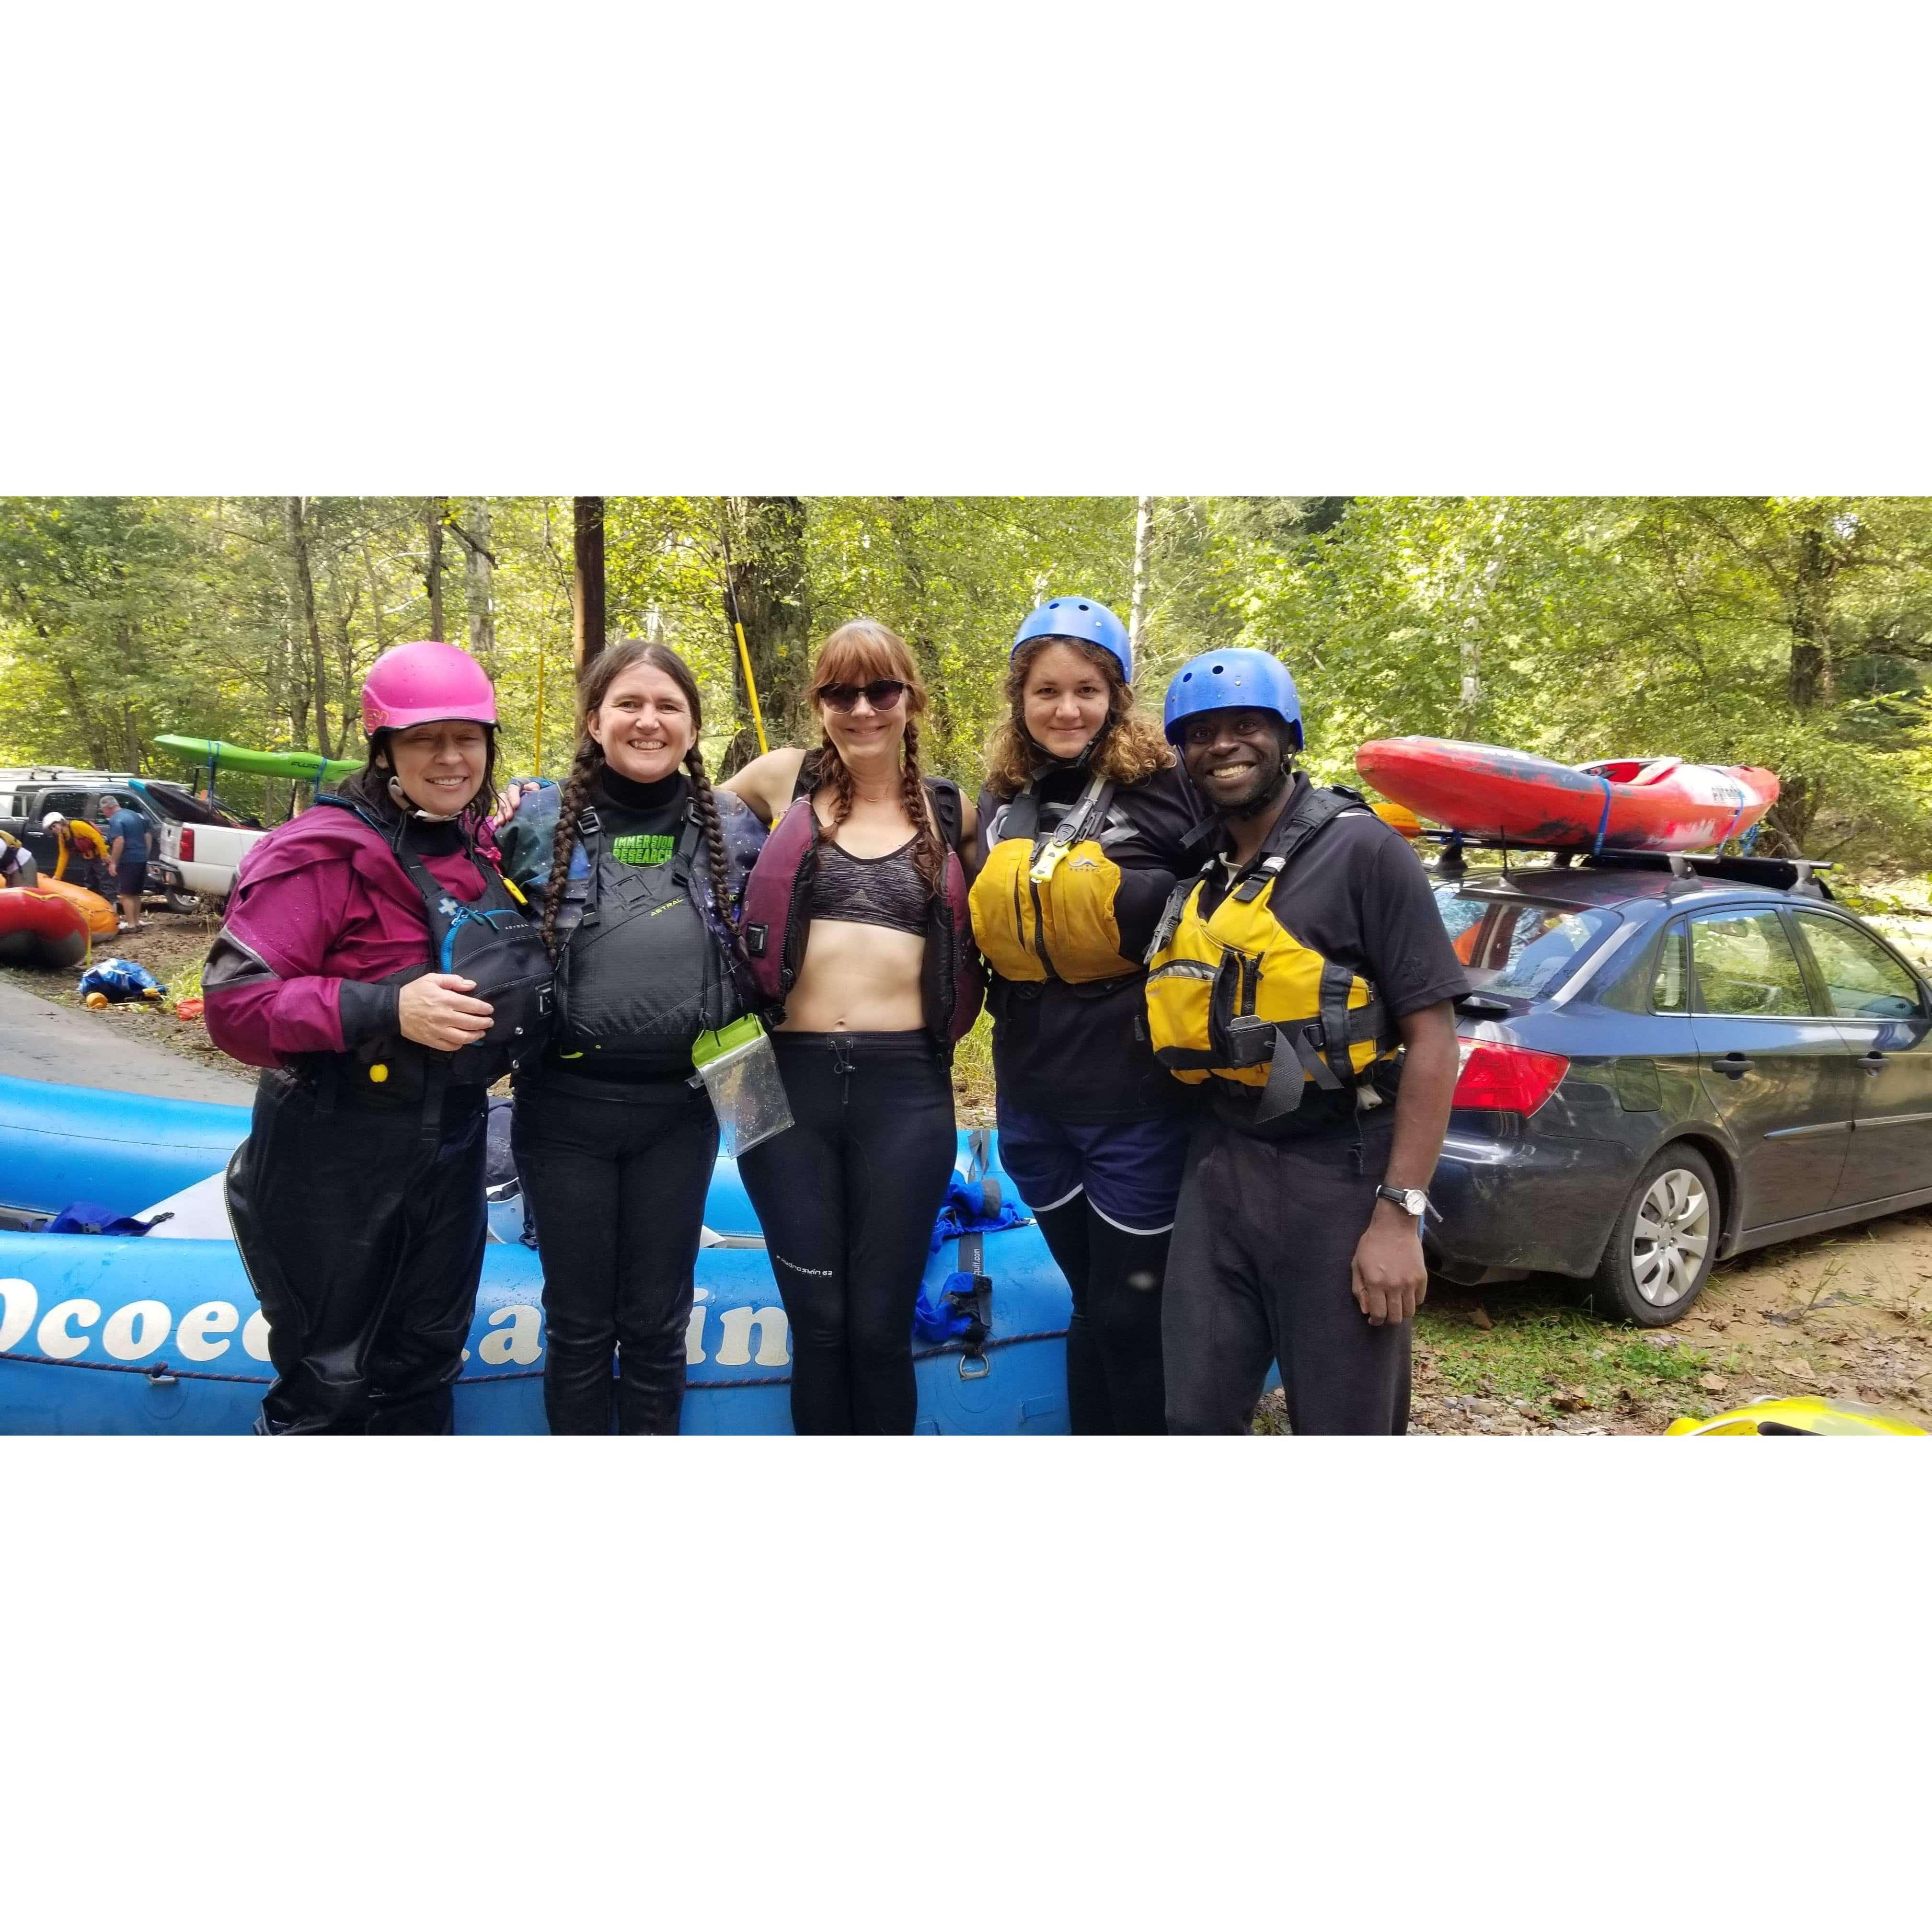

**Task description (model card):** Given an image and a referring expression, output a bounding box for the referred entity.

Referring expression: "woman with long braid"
[723,620,982,1434]
[496,641,766,1434]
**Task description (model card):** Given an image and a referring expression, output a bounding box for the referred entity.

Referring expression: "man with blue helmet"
[1144,647,1465,1434]
[968,596,1201,1433]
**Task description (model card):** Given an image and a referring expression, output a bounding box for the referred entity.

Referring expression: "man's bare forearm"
[1382,1000,1458,1195]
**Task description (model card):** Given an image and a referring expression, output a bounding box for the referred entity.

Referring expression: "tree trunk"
[718,496,811,777]
[1129,495,1155,664]
[1762,523,1841,854]
[285,496,330,754]
[886,495,951,751]
[425,498,447,641]
[573,496,606,667]
[462,497,496,674]
[1788,524,1836,711]
[53,655,111,768]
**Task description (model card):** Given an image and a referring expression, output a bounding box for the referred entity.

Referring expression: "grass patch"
[951,1007,996,1116]
[1417,1285,1713,1414]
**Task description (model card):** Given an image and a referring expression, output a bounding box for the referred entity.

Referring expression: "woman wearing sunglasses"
[968,598,1200,1433]
[722,621,982,1433]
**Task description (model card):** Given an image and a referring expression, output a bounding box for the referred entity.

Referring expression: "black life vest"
[316,796,554,1090]
[739,769,983,1048]
[549,802,748,1062]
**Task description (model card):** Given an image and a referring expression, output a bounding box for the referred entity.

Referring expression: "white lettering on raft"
[0,1279,35,1354]
[37,1299,99,1360]
[0,1283,795,1370]
[479,1304,540,1366]
[177,1302,237,1361]
[102,1300,171,1360]
[713,1304,790,1368]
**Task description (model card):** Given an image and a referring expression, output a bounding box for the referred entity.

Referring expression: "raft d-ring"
[958,1351,990,1381]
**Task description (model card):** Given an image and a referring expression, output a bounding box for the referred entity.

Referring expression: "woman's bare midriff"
[780,918,927,1033]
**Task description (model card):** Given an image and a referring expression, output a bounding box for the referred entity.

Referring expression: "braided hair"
[541,640,739,957]
[808,619,946,897]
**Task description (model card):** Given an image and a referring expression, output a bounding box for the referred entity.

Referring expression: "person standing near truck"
[42,812,110,897]
[99,793,149,932]
[1145,648,1466,1435]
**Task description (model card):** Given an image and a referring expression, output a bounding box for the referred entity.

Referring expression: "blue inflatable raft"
[0,1075,1075,1434]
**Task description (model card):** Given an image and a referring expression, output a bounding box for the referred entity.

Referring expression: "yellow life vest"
[969,772,1140,985]
[1144,784,1398,1122]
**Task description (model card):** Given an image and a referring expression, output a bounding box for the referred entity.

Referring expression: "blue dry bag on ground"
[77,957,164,1003]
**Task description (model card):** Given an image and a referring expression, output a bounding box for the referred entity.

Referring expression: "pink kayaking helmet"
[361,640,498,736]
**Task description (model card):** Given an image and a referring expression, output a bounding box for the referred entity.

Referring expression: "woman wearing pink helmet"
[204,641,553,1434]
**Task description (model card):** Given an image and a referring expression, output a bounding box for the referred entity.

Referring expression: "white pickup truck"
[146,782,267,904]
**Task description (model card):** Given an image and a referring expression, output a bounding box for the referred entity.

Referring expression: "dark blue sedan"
[1424,855,1932,1325]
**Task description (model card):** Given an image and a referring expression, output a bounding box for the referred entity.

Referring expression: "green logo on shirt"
[610,833,676,866]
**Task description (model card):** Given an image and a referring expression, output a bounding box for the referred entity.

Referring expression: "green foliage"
[3,495,1929,871]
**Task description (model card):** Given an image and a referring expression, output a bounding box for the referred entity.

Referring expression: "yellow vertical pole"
[720,510,770,757]
[533,633,546,778]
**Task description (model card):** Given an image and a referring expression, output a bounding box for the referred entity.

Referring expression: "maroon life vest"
[740,779,984,1048]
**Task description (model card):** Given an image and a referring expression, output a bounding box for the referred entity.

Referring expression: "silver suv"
[0,767,200,912]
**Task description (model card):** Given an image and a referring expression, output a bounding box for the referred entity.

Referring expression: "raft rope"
[0,1352,272,1385]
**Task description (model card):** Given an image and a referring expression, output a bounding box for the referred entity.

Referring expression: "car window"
[1433,885,1489,945]
[1652,923,1690,1012]
[1690,909,1814,1017]
[1792,914,1925,1021]
[1453,900,1620,999]
[41,790,92,819]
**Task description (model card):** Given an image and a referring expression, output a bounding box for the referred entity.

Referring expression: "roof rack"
[1426,831,1833,900]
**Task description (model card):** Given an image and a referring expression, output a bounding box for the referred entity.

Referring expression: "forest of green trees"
[2,495,1928,863]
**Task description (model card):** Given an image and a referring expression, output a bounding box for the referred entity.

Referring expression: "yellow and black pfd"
[969,770,1143,985]
[1144,783,1398,1123]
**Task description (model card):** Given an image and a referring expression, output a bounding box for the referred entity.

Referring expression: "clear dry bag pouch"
[691,1014,794,1157]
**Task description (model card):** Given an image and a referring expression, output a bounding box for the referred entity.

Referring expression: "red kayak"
[1355,738,1780,854]
[0,886,91,969]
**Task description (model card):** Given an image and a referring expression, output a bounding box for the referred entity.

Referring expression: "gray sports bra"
[811,835,930,937]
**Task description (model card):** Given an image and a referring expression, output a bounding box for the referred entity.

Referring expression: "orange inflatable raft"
[32,875,117,937]
[0,887,91,969]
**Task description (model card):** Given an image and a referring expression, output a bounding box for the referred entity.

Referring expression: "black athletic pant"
[737,1032,957,1434]
[228,1067,490,1435]
[1032,1198,1169,1435]
[513,1071,719,1435]
[1162,1107,1410,1436]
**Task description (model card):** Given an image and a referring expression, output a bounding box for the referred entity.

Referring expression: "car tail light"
[178,826,195,862]
[1452,1039,1569,1115]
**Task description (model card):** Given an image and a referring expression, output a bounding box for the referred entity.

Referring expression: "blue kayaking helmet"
[1012,596,1133,684]
[1162,648,1303,750]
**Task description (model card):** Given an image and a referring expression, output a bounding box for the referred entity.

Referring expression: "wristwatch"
[1375,1185,1431,1220]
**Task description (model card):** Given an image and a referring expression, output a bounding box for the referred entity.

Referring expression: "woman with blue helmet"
[968,596,1201,1434]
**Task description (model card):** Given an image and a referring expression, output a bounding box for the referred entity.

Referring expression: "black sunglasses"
[816,678,908,713]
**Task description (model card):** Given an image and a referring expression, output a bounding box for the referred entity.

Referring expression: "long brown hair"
[542,641,736,957]
[982,636,1173,801]
[808,619,945,898]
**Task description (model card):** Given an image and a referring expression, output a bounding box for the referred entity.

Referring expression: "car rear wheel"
[1590,1143,1719,1326]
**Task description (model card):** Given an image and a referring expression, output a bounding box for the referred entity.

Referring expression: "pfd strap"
[1029,770,1115,883]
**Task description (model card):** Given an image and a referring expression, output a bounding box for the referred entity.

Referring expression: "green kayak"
[152,735,361,785]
